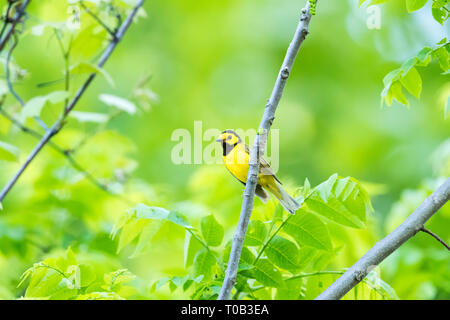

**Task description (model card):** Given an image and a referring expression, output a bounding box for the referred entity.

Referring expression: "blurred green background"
[0,0,448,299]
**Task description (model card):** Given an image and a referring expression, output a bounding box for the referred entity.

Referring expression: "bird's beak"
[216,133,225,142]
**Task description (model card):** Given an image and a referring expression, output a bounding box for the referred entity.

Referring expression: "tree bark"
[218,0,317,300]
[316,177,450,300]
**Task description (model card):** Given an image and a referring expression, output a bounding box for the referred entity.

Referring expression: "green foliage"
[0,0,448,301]
[301,174,372,228]
[265,235,300,271]
[200,215,224,247]
[99,93,138,115]
[363,1,449,110]
[21,91,70,121]
[381,42,449,108]
[18,248,135,299]
[360,0,449,24]
[109,173,397,300]
[0,140,19,162]
[70,63,115,87]
[283,211,332,251]
[244,220,268,247]
[309,0,317,15]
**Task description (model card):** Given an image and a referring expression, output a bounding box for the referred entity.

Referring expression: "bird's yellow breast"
[222,143,274,186]
[223,143,250,184]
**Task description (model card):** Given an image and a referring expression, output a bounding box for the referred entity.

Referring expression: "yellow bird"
[216,130,300,214]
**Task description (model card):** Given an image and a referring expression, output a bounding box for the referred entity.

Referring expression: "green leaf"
[0,140,19,162]
[113,205,191,255]
[70,62,115,87]
[167,211,192,228]
[76,292,124,300]
[131,220,164,258]
[132,204,170,220]
[244,220,268,247]
[224,241,255,266]
[47,91,70,104]
[406,0,428,12]
[103,269,135,291]
[275,277,303,300]
[416,47,433,65]
[116,218,149,253]
[78,264,96,288]
[400,67,422,98]
[390,81,409,106]
[283,210,333,251]
[265,236,299,270]
[192,248,216,280]
[69,111,109,123]
[251,259,284,288]
[19,248,81,299]
[297,247,320,270]
[200,215,224,247]
[21,91,69,120]
[184,231,203,267]
[303,174,372,228]
[433,46,450,72]
[99,94,137,114]
[432,6,446,24]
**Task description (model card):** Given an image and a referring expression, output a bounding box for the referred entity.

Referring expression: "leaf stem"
[253,215,292,265]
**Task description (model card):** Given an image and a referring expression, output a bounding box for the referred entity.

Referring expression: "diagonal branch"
[0,107,121,198]
[79,1,117,38]
[0,0,31,53]
[0,0,145,203]
[316,177,450,300]
[218,0,316,300]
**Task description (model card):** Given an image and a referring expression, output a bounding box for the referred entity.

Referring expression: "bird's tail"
[265,181,301,214]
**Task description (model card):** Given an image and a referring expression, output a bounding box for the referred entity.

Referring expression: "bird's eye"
[227,135,232,140]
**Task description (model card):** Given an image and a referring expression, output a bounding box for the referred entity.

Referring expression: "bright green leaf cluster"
[359,0,449,25]
[381,42,449,108]
[18,248,135,300]
[119,173,393,300]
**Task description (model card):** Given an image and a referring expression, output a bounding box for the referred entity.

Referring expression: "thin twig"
[4,35,24,106]
[218,0,316,300]
[0,0,31,53]
[4,33,49,131]
[420,226,450,251]
[0,0,146,203]
[0,1,14,51]
[53,28,72,110]
[0,107,116,198]
[80,1,117,39]
[316,178,450,300]
[253,216,291,265]
[1,23,126,200]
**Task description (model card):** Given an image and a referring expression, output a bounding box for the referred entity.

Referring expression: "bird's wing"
[244,143,282,184]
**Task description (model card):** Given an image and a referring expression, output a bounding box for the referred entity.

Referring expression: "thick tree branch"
[0,0,31,53]
[0,0,145,203]
[316,177,450,300]
[218,0,316,300]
